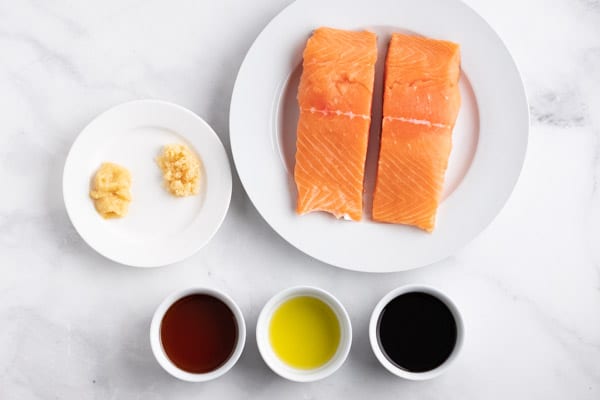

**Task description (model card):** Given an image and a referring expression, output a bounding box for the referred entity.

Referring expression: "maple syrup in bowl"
[150,288,246,382]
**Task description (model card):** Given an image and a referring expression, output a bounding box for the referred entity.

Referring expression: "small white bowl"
[369,285,464,380]
[150,287,246,382]
[256,286,352,382]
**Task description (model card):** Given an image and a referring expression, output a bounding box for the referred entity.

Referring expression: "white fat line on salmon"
[383,116,449,128]
[303,107,370,120]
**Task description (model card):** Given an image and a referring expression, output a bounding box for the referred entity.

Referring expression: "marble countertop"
[1,0,599,398]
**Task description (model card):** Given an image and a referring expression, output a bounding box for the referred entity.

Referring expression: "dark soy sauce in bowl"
[160,294,238,374]
[377,292,457,373]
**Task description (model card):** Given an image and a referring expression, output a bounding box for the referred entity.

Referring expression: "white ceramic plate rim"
[230,0,529,272]
[63,100,232,267]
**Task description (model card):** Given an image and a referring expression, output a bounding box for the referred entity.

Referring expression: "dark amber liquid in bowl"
[160,294,238,373]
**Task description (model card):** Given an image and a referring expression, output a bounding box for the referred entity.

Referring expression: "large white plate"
[63,100,232,267]
[230,0,528,272]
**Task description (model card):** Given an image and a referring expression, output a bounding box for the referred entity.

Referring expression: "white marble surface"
[1,0,599,398]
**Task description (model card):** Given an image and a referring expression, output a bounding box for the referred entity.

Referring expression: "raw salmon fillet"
[372,34,461,232]
[294,27,377,221]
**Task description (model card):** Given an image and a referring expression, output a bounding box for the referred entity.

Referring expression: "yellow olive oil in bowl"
[269,296,340,369]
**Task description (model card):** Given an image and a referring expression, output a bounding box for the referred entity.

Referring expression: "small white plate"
[230,0,528,272]
[63,100,232,267]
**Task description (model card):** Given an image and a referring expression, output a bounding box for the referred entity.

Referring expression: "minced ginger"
[89,162,132,218]
[156,144,201,197]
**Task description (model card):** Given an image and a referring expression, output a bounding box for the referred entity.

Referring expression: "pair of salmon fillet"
[294,27,461,232]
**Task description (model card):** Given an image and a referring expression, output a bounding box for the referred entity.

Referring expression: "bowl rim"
[368,284,464,380]
[149,287,246,382]
[256,285,352,382]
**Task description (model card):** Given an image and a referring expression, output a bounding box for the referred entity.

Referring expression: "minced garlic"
[156,144,201,197]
